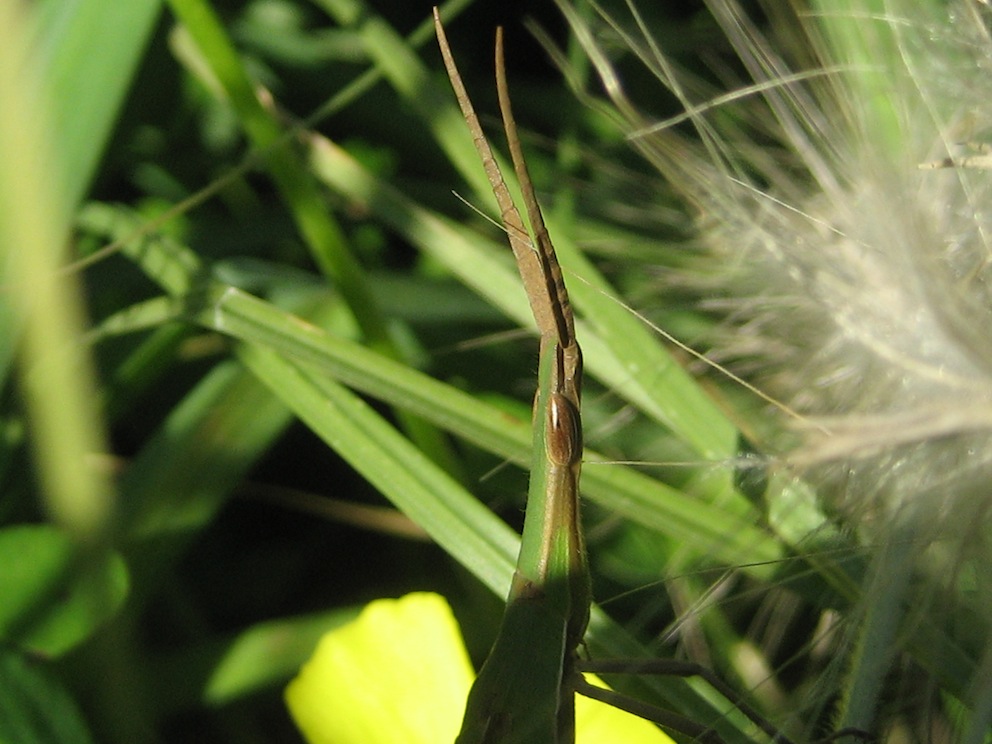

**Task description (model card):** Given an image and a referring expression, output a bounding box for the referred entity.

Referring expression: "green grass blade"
[166,0,387,344]
[149,607,363,712]
[238,325,762,744]
[238,342,520,593]
[0,0,114,542]
[119,361,295,593]
[0,647,96,744]
[32,0,162,212]
[341,6,739,464]
[79,202,781,571]
[307,134,748,515]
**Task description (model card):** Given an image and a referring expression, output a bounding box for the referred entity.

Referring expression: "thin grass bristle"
[559,0,992,740]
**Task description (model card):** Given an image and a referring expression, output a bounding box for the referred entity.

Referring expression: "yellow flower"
[286,592,672,744]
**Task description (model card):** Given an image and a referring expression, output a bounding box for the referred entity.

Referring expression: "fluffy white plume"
[561,0,992,739]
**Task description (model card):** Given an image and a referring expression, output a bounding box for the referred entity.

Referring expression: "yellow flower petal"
[576,675,675,744]
[286,592,473,744]
[287,591,674,744]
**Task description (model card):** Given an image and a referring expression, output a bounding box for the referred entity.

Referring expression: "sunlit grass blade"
[32,0,162,213]
[78,200,780,743]
[78,202,782,571]
[554,0,992,738]
[165,0,384,343]
[240,341,756,743]
[306,134,746,512]
[0,0,114,543]
[357,7,741,467]
[154,606,363,712]
[40,2,975,739]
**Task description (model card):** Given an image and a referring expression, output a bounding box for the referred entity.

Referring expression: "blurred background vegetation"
[2,0,987,742]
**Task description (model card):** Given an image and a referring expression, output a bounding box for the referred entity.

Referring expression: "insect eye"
[547,393,582,466]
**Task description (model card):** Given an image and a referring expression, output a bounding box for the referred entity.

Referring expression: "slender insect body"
[435,8,601,741]
[437,7,864,744]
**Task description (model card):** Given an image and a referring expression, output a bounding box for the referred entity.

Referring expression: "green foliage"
[0,0,982,741]
[0,649,95,744]
[0,525,128,657]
